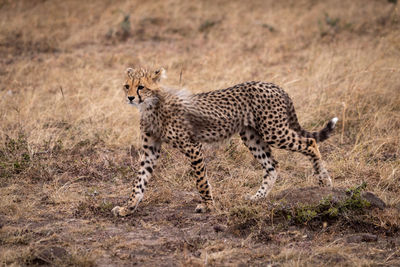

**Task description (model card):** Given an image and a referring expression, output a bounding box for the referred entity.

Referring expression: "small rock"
[31,246,70,265]
[213,224,227,233]
[362,192,386,210]
[346,233,378,243]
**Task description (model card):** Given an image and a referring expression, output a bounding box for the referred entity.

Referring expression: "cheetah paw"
[112,206,130,217]
[195,203,213,213]
[318,172,333,188]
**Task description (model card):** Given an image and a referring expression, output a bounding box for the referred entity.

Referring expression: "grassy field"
[1,0,400,266]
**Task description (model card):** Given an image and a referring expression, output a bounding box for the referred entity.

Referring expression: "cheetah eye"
[124,84,130,90]
[137,85,144,90]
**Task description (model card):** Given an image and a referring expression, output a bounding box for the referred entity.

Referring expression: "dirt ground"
[1,0,400,266]
[1,138,399,266]
[1,175,399,266]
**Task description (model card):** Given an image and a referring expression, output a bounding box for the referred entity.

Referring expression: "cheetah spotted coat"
[112,68,337,216]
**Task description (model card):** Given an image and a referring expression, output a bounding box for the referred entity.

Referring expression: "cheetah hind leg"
[240,127,278,201]
[278,129,333,187]
[300,137,332,187]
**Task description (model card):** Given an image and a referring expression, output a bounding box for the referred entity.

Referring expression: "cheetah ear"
[152,68,166,83]
[126,68,135,79]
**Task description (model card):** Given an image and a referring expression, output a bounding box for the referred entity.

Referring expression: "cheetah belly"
[187,110,244,143]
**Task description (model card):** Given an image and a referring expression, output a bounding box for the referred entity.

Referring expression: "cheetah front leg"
[179,143,214,213]
[240,127,278,200]
[112,133,161,217]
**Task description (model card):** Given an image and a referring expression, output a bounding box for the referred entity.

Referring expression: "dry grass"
[1,0,400,266]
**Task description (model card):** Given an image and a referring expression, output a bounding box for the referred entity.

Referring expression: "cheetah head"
[123,67,166,107]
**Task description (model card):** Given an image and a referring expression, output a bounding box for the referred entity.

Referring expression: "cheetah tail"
[305,117,338,143]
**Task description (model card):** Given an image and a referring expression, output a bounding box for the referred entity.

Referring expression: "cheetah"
[112,67,338,217]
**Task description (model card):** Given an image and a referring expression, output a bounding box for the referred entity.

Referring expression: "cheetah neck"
[139,88,189,138]
[139,94,163,137]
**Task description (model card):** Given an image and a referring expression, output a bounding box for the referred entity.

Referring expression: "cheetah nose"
[128,96,135,102]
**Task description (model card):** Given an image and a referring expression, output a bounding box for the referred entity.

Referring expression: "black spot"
[140,161,145,166]
[192,158,203,165]
[146,167,153,174]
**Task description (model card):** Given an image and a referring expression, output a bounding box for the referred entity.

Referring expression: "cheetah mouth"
[128,100,137,106]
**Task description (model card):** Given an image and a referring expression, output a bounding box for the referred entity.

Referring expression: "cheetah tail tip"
[331,117,339,127]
